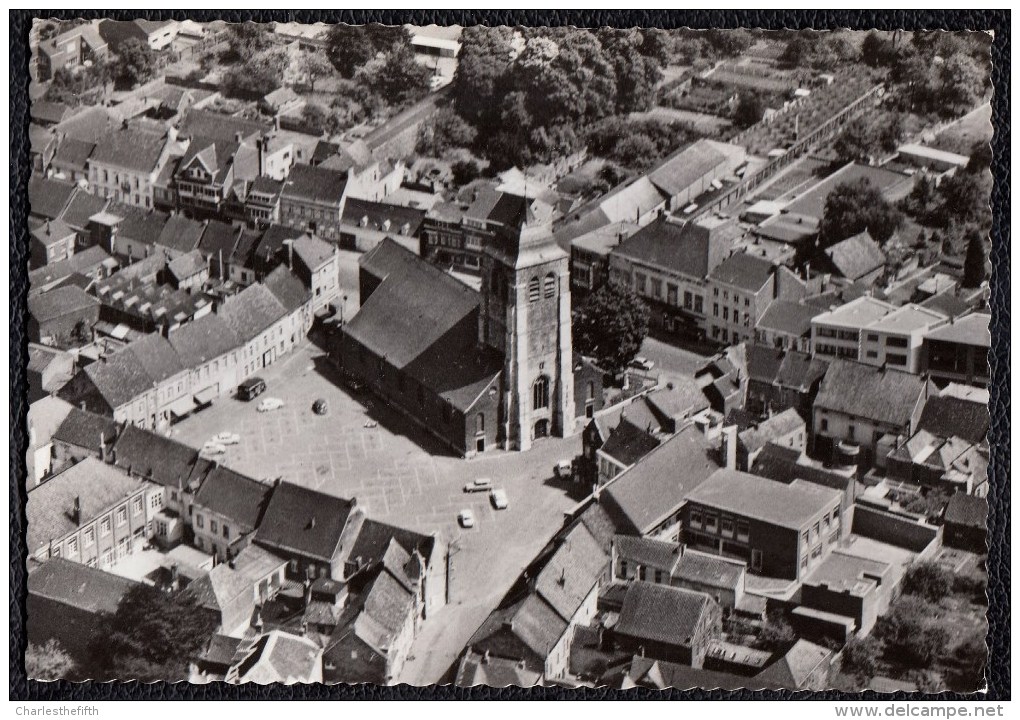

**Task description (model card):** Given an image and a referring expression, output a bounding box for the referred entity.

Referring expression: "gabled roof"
[179,109,268,143]
[28,557,139,615]
[340,198,425,236]
[737,408,805,455]
[167,249,207,282]
[166,313,240,368]
[347,518,434,568]
[533,522,607,622]
[197,219,239,259]
[756,300,818,338]
[229,630,321,684]
[599,418,661,467]
[32,100,73,125]
[648,139,730,197]
[29,176,77,220]
[53,106,119,144]
[218,283,289,343]
[188,562,254,614]
[262,265,310,313]
[51,406,121,452]
[684,469,841,530]
[708,252,774,292]
[613,216,731,280]
[28,285,99,324]
[90,126,168,173]
[59,189,110,231]
[291,234,335,272]
[814,359,929,428]
[754,639,832,689]
[614,535,683,573]
[467,593,568,663]
[823,230,886,281]
[111,423,201,488]
[193,466,272,532]
[281,164,348,207]
[27,457,145,552]
[916,395,988,444]
[943,493,987,530]
[32,219,76,246]
[157,214,207,254]
[615,582,712,648]
[52,136,96,170]
[255,482,356,562]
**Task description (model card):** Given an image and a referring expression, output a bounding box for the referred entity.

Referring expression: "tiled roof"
[359,236,416,281]
[599,418,661,467]
[52,137,96,170]
[291,234,335,272]
[674,549,744,591]
[708,251,774,292]
[756,301,818,337]
[179,109,269,143]
[28,557,139,615]
[823,230,886,281]
[157,214,207,254]
[533,522,607,622]
[262,265,310,314]
[188,563,253,613]
[917,395,988,444]
[167,248,207,281]
[924,312,990,348]
[602,425,720,535]
[456,652,542,688]
[943,493,987,530]
[53,106,119,144]
[613,216,727,280]
[218,283,289,343]
[31,219,76,246]
[166,313,240,368]
[111,424,201,488]
[90,126,168,173]
[193,466,272,531]
[468,593,568,662]
[347,518,434,568]
[281,164,348,207]
[32,100,73,125]
[614,535,682,572]
[814,359,928,428]
[29,176,77,220]
[51,406,121,452]
[755,639,832,689]
[684,469,841,530]
[27,457,145,552]
[737,408,805,455]
[197,219,239,259]
[255,482,355,562]
[229,630,321,684]
[28,285,99,323]
[340,198,425,237]
[59,190,109,231]
[231,544,288,582]
[615,582,711,648]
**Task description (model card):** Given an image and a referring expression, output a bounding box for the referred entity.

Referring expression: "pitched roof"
[188,562,254,614]
[218,283,289,343]
[648,139,729,197]
[53,106,119,144]
[340,197,426,237]
[90,126,168,173]
[179,109,269,143]
[615,582,712,648]
[59,189,110,230]
[111,423,201,488]
[27,457,145,552]
[602,426,720,535]
[823,230,886,281]
[468,593,568,662]
[614,535,683,572]
[917,395,988,444]
[197,219,239,259]
[193,467,272,532]
[750,443,855,499]
[29,176,77,220]
[684,469,841,530]
[347,518,434,568]
[359,236,417,281]
[755,639,832,689]
[924,313,990,348]
[28,285,99,324]
[613,216,730,279]
[157,214,207,254]
[291,234,335,272]
[51,406,121,452]
[255,482,355,562]
[32,219,76,246]
[943,493,987,530]
[28,557,139,615]
[229,630,321,684]
[32,100,73,125]
[533,523,607,622]
[674,549,745,591]
[281,164,348,207]
[52,136,96,170]
[708,251,774,292]
[737,408,805,455]
[599,418,661,467]
[814,359,928,427]
[262,265,310,314]
[756,301,818,337]
[166,312,241,367]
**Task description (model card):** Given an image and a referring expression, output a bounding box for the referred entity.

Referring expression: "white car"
[257,398,286,413]
[490,489,509,510]
[630,356,655,371]
[555,460,573,479]
[458,509,476,528]
[201,441,227,456]
[463,478,493,493]
[213,432,241,445]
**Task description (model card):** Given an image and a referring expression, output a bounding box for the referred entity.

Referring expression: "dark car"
[312,398,328,415]
[238,377,267,401]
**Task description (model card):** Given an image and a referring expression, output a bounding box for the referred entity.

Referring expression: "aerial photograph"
[21,19,993,693]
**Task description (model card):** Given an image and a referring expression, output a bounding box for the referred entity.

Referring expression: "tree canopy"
[227,22,273,62]
[962,230,988,288]
[573,281,650,376]
[222,47,288,99]
[326,24,411,78]
[819,178,903,245]
[26,640,76,681]
[112,38,157,89]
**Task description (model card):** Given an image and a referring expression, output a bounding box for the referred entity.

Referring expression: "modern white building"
[810,295,896,361]
[859,303,947,373]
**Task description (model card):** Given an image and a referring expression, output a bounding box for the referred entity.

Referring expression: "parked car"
[463,478,493,493]
[312,399,328,415]
[458,509,476,528]
[490,489,509,510]
[555,460,572,479]
[201,441,227,456]
[630,356,655,371]
[238,377,267,401]
[212,432,241,445]
[257,398,285,413]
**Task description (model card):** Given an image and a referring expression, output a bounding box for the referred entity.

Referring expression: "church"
[336,192,600,456]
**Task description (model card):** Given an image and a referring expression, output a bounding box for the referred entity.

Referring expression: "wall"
[850,505,941,554]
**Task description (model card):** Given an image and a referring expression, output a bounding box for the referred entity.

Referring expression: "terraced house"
[88,125,183,209]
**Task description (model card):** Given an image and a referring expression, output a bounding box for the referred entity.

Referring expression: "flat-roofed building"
[859,303,947,373]
[811,295,896,361]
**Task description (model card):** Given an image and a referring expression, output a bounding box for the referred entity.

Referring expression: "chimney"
[99,431,107,462]
[72,496,81,526]
[170,563,179,590]
[234,131,243,144]
[308,516,316,529]
[482,650,490,665]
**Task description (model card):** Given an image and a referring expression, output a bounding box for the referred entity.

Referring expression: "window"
[639,566,646,581]
[820,418,829,432]
[867,333,879,342]
[723,307,729,321]
[210,520,218,534]
[848,425,856,441]
[619,560,628,578]
[544,273,556,298]
[528,277,540,302]
[683,290,692,309]
[476,413,485,434]
[649,278,662,299]
[151,494,162,509]
[132,496,143,514]
[736,520,749,542]
[634,273,647,295]
[533,376,550,410]
[690,508,703,530]
[713,303,719,317]
[704,512,718,533]
[84,527,95,547]
[668,284,679,306]
[196,514,205,529]
[223,524,230,539]
[100,517,111,537]
[866,350,878,359]
[67,537,78,555]
[721,517,735,538]
[654,570,664,584]
[116,506,127,527]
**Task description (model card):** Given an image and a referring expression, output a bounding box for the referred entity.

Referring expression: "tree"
[963,231,988,288]
[733,92,765,129]
[704,29,753,58]
[902,561,953,603]
[861,31,895,67]
[300,51,332,93]
[451,159,481,186]
[612,134,658,169]
[222,48,288,98]
[833,118,875,163]
[26,640,76,681]
[840,635,881,684]
[573,281,649,376]
[939,52,985,112]
[819,178,903,245]
[301,102,328,131]
[757,615,797,653]
[227,21,272,62]
[417,107,478,155]
[373,45,431,107]
[876,595,949,668]
[781,36,809,66]
[451,26,514,126]
[89,584,219,681]
[325,23,411,79]
[113,38,157,88]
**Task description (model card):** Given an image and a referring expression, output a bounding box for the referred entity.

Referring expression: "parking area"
[170,338,586,684]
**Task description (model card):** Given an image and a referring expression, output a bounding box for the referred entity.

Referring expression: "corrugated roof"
[648,139,728,197]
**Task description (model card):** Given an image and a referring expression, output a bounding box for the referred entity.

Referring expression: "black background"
[9,9,1010,702]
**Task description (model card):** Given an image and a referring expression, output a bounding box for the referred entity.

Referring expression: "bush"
[840,635,881,683]
[451,159,481,186]
[876,596,949,668]
[901,562,953,603]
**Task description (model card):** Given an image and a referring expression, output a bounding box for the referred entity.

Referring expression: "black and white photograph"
[14,14,1002,698]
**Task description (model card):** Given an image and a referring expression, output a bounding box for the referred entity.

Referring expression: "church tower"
[479,195,574,452]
